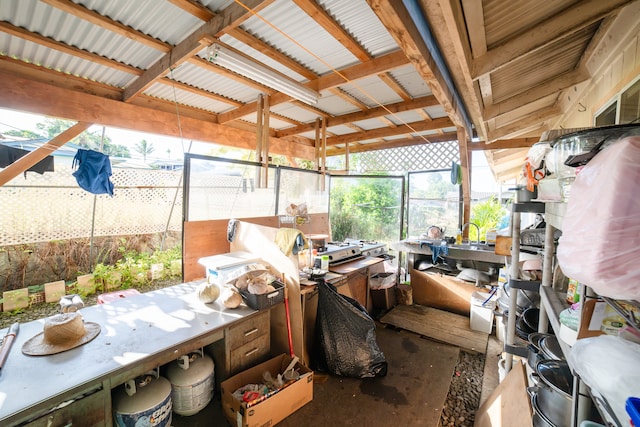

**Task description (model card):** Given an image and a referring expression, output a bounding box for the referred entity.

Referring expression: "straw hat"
[22,312,101,356]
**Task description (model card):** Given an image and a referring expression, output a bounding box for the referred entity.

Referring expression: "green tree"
[4,129,42,139]
[34,119,130,157]
[470,196,506,241]
[134,139,155,162]
[330,177,402,242]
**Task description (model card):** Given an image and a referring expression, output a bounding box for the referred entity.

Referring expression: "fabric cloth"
[71,149,114,196]
[420,242,449,264]
[0,144,55,178]
[275,228,306,256]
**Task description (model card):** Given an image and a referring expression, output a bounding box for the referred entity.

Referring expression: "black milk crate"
[240,280,285,310]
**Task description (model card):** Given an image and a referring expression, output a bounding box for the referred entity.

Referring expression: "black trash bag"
[313,279,387,378]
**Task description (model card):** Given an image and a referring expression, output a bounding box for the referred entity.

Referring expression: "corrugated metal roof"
[483,0,578,48]
[390,65,433,98]
[491,22,597,102]
[240,0,359,75]
[319,0,399,57]
[78,0,203,45]
[339,75,404,107]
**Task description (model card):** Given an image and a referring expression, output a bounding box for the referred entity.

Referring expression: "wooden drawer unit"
[207,310,271,386]
[229,332,270,375]
[227,310,269,350]
[23,387,108,427]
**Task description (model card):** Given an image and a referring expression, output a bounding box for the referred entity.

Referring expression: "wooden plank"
[380,304,488,353]
[474,360,533,427]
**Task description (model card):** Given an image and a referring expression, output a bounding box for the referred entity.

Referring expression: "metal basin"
[446,244,505,263]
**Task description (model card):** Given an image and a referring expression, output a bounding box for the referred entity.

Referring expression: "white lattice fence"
[355,141,460,173]
[0,166,183,246]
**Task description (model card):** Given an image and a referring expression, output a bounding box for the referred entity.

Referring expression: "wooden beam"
[218,50,410,124]
[462,0,486,59]
[313,50,410,92]
[490,149,530,162]
[0,123,91,187]
[326,116,453,146]
[42,0,170,52]
[469,137,539,151]
[329,88,369,110]
[484,69,590,119]
[458,127,471,227]
[0,71,315,160]
[170,0,318,81]
[326,131,457,155]
[276,95,437,137]
[488,106,560,141]
[293,0,371,62]
[471,0,634,78]
[377,72,411,101]
[0,21,142,76]
[168,0,215,21]
[123,0,269,101]
[159,77,242,107]
[367,0,469,134]
[427,0,488,140]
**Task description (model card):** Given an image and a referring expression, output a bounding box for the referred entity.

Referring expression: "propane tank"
[165,350,215,416]
[113,371,172,427]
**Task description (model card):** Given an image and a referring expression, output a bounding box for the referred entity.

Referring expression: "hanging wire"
[232,0,432,144]
[161,66,191,251]
[89,126,106,272]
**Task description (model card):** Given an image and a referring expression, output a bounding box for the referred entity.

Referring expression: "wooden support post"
[321,117,327,191]
[255,94,264,188]
[457,126,471,230]
[345,141,350,172]
[261,94,270,187]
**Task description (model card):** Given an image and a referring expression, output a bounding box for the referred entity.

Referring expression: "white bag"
[557,136,640,300]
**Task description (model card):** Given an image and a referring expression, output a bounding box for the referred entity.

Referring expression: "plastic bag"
[569,335,640,425]
[557,136,640,300]
[313,280,387,378]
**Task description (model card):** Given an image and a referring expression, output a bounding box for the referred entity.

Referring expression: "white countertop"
[0,281,259,424]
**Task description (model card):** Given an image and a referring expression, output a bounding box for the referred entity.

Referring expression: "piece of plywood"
[410,270,481,316]
[494,235,512,256]
[44,280,66,303]
[380,304,488,353]
[474,361,533,427]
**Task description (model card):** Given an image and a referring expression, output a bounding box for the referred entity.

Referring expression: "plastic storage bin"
[470,291,496,334]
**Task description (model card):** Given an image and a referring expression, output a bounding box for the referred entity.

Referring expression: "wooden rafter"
[42,0,171,52]
[483,69,590,120]
[487,106,560,141]
[276,95,437,137]
[123,0,271,101]
[294,0,370,62]
[218,50,410,123]
[469,137,539,151]
[326,116,453,146]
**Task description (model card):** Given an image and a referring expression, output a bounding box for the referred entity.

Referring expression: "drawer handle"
[244,328,259,337]
[244,348,259,357]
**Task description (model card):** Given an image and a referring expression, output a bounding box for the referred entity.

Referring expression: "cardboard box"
[371,285,397,310]
[221,354,313,427]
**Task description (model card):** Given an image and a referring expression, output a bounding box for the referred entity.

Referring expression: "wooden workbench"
[0,281,265,426]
